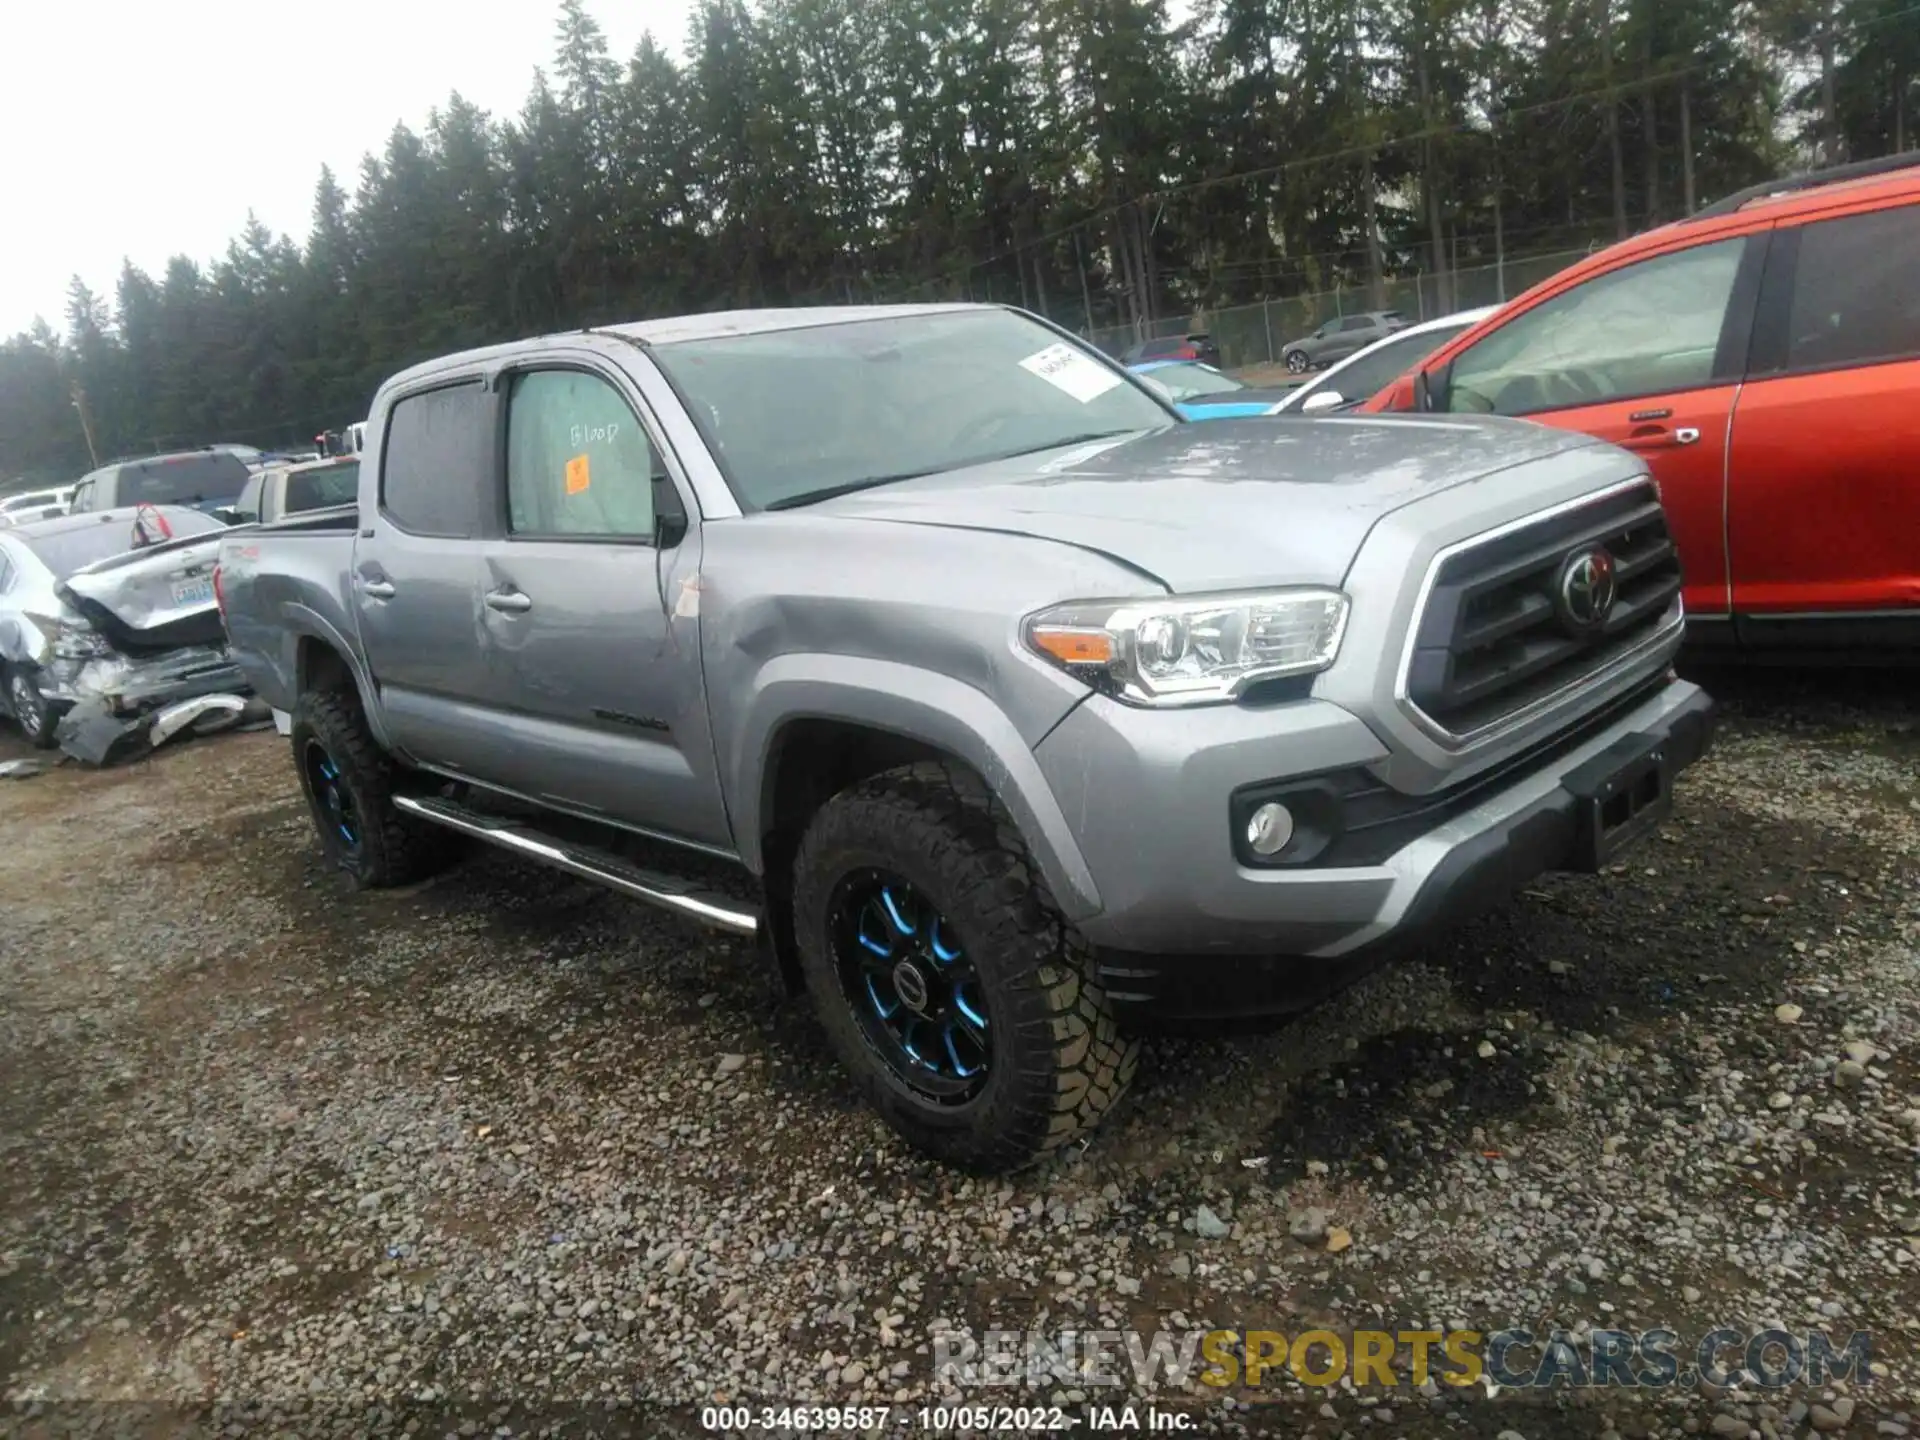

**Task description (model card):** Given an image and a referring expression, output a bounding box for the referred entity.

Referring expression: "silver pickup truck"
[215,303,1714,1171]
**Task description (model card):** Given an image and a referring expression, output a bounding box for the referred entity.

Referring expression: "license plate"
[1561,731,1673,871]
[169,577,215,607]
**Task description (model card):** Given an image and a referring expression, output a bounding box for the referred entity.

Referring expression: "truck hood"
[812,415,1606,592]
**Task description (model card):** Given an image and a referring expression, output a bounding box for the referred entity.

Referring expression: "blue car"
[1128,360,1299,420]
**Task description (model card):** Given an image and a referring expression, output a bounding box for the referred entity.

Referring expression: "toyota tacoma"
[215,303,1714,1171]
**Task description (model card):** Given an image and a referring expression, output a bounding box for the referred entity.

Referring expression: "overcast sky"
[1,0,692,339]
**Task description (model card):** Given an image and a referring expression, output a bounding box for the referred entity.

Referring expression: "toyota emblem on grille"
[1554,547,1618,634]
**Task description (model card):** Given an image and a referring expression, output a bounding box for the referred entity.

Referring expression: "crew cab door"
[1418,231,1768,618]
[469,356,731,851]
[353,377,500,776]
[1723,197,1920,636]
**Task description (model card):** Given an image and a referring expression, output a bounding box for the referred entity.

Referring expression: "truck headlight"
[1024,588,1349,706]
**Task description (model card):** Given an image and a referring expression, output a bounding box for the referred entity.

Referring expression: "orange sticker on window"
[565,454,591,494]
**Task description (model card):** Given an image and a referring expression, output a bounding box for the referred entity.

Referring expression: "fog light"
[1246,801,1294,857]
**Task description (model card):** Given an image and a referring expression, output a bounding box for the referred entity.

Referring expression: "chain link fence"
[1083,247,1593,368]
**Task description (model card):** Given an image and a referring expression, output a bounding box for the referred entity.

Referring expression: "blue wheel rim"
[301,739,361,856]
[829,869,990,1102]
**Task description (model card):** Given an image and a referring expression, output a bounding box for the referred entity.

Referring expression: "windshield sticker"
[1037,436,1133,473]
[565,454,591,495]
[1019,344,1123,404]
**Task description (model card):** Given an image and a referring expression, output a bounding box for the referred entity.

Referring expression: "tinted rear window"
[25,511,223,579]
[115,454,250,506]
[1784,203,1920,371]
[285,460,360,514]
[381,383,491,537]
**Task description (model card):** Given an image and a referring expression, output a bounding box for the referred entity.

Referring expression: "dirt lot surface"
[1228,361,1305,389]
[2,669,1917,1438]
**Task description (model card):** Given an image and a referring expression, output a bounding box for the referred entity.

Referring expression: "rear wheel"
[4,666,60,749]
[791,760,1137,1172]
[290,689,456,888]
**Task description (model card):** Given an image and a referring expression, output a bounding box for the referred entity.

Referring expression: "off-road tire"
[5,665,60,749]
[791,760,1138,1172]
[290,688,456,889]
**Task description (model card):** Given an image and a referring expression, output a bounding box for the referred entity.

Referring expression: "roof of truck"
[603,303,987,345]
[378,304,1001,394]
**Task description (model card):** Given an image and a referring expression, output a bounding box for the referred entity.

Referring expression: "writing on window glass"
[571,421,621,447]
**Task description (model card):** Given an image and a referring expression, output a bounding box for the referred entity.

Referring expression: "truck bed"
[216,508,360,714]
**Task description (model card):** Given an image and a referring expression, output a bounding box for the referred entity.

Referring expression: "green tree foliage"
[2,0,1912,483]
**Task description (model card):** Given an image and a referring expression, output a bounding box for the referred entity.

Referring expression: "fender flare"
[283,603,397,753]
[730,653,1102,921]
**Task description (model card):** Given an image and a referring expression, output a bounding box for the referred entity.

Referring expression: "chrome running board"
[393,794,760,936]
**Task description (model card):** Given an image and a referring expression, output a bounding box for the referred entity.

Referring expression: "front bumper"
[1032,678,1715,1016]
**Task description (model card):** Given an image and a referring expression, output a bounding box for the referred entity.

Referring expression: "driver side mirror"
[1413,361,1452,413]
[652,472,688,549]
[213,505,247,526]
[1300,390,1345,414]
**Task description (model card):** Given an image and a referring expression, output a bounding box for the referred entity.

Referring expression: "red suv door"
[1384,231,1768,619]
[1721,196,1920,633]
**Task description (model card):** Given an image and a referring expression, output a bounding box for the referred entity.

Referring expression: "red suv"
[1366,152,1920,659]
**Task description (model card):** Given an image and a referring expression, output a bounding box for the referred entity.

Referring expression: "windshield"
[1138,363,1243,402]
[1293,324,1472,409]
[284,460,360,514]
[114,453,252,506]
[651,310,1175,510]
[22,510,224,579]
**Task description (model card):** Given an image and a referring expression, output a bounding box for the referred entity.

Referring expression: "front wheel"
[5,666,60,749]
[1285,349,1311,374]
[791,761,1137,1171]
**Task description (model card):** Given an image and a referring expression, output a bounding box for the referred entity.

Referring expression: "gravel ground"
[1,668,1916,1439]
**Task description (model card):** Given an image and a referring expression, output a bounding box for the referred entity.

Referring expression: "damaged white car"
[0,506,247,755]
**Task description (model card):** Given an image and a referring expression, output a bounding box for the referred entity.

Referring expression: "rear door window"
[1311,324,1470,406]
[505,370,657,539]
[380,383,492,538]
[117,453,251,506]
[285,461,360,514]
[1782,203,1920,371]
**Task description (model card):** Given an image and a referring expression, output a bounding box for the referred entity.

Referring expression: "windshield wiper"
[764,468,954,511]
[974,430,1144,464]
[763,431,1146,512]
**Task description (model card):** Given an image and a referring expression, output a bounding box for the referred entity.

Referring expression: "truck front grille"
[1402,480,1682,741]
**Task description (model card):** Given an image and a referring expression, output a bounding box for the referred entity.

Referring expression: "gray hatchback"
[1279,310,1409,373]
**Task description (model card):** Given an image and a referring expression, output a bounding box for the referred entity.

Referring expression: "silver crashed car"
[0,505,242,748]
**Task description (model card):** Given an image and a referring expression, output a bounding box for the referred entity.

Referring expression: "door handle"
[360,579,396,599]
[484,589,533,614]
[1624,426,1702,451]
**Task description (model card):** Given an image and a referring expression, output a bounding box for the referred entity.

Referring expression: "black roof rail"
[1693,149,1920,220]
